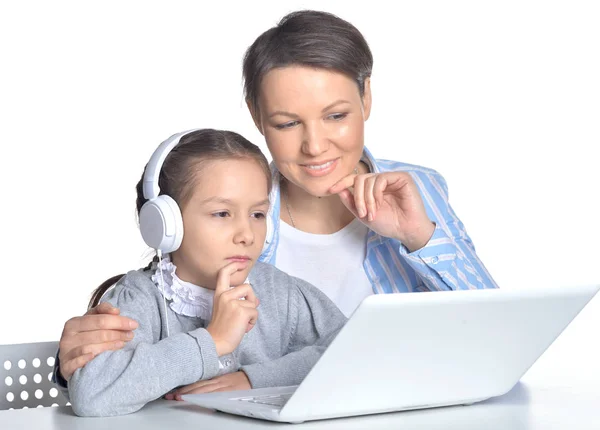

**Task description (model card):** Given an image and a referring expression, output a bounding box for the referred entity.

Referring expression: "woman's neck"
[280,161,368,234]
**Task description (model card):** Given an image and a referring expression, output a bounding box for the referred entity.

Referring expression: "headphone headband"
[142,128,201,200]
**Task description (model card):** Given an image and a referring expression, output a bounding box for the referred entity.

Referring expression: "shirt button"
[431,256,439,264]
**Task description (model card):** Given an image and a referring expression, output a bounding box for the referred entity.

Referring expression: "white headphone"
[139,128,201,254]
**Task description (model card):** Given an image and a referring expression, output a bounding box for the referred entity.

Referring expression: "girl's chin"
[229,268,252,286]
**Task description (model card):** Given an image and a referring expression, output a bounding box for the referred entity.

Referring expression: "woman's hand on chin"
[329,171,435,252]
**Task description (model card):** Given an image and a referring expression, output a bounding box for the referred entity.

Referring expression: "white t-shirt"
[275,218,374,317]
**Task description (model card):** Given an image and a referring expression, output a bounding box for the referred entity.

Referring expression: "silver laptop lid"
[279,285,599,422]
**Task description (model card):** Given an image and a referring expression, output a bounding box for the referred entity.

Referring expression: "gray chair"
[1,341,69,410]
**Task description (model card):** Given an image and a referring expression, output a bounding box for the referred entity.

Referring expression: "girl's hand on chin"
[206,262,259,356]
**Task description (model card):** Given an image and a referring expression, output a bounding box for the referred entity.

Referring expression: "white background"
[0,1,598,385]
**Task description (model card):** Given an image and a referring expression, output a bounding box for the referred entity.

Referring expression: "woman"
[55,10,498,392]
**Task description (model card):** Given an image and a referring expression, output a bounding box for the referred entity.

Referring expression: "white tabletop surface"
[1,377,599,430]
[2,295,599,429]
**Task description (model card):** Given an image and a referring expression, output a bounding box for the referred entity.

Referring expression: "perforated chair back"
[1,341,69,410]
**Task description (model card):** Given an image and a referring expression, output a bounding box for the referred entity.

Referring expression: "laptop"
[183,284,600,423]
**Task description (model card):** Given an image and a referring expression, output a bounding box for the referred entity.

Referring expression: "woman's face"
[254,66,371,197]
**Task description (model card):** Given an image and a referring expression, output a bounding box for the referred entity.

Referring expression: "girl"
[64,128,346,417]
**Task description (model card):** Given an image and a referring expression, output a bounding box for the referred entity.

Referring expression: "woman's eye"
[328,113,348,121]
[275,120,299,130]
[213,211,229,218]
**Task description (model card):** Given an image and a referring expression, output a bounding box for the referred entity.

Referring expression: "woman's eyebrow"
[268,100,351,119]
[321,99,351,112]
[268,110,299,119]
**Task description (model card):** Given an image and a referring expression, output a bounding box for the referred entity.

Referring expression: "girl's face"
[171,158,270,289]
[253,66,371,197]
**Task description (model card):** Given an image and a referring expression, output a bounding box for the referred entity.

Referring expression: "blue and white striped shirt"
[259,147,499,294]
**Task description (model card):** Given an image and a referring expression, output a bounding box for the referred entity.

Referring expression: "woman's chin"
[304,183,339,198]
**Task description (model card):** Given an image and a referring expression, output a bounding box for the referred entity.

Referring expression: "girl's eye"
[274,120,299,130]
[327,113,348,121]
[213,211,230,218]
[252,212,266,219]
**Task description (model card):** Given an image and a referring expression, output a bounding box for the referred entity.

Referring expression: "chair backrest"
[1,341,69,410]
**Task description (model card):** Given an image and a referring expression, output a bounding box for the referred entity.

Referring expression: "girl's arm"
[67,271,221,417]
[241,276,347,388]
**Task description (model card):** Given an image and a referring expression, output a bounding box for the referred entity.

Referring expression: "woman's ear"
[246,99,264,136]
[362,77,372,121]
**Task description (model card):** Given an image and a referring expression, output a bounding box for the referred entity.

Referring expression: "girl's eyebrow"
[199,197,234,205]
[199,197,270,207]
[253,199,270,207]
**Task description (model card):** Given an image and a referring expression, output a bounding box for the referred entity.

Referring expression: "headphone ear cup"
[139,195,184,254]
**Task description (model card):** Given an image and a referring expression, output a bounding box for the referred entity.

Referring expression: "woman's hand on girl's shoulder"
[58,302,138,381]
[329,171,435,252]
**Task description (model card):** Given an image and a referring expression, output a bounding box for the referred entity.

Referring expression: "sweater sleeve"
[241,276,347,388]
[68,271,220,417]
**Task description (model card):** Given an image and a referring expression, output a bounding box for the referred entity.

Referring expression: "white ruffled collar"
[151,257,215,319]
[150,256,250,319]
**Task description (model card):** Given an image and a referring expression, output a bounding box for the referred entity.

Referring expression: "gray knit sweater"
[64,262,347,417]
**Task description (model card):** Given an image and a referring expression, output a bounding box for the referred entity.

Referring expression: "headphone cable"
[156,249,170,338]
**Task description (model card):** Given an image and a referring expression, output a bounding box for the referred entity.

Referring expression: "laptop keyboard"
[235,393,293,407]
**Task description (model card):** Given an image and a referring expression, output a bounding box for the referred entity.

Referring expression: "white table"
[3,297,599,429]
[2,377,599,430]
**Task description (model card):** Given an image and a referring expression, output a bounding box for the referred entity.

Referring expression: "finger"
[223,284,257,304]
[246,316,258,333]
[373,175,388,212]
[215,262,244,296]
[60,353,94,382]
[364,175,377,221]
[85,302,120,316]
[212,385,238,393]
[246,308,258,328]
[328,172,359,194]
[74,328,134,346]
[352,174,368,218]
[59,330,132,360]
[182,381,227,397]
[337,189,360,219]
[234,305,259,332]
[60,340,126,364]
[176,379,221,396]
[236,300,259,310]
[237,284,258,306]
[63,314,138,334]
